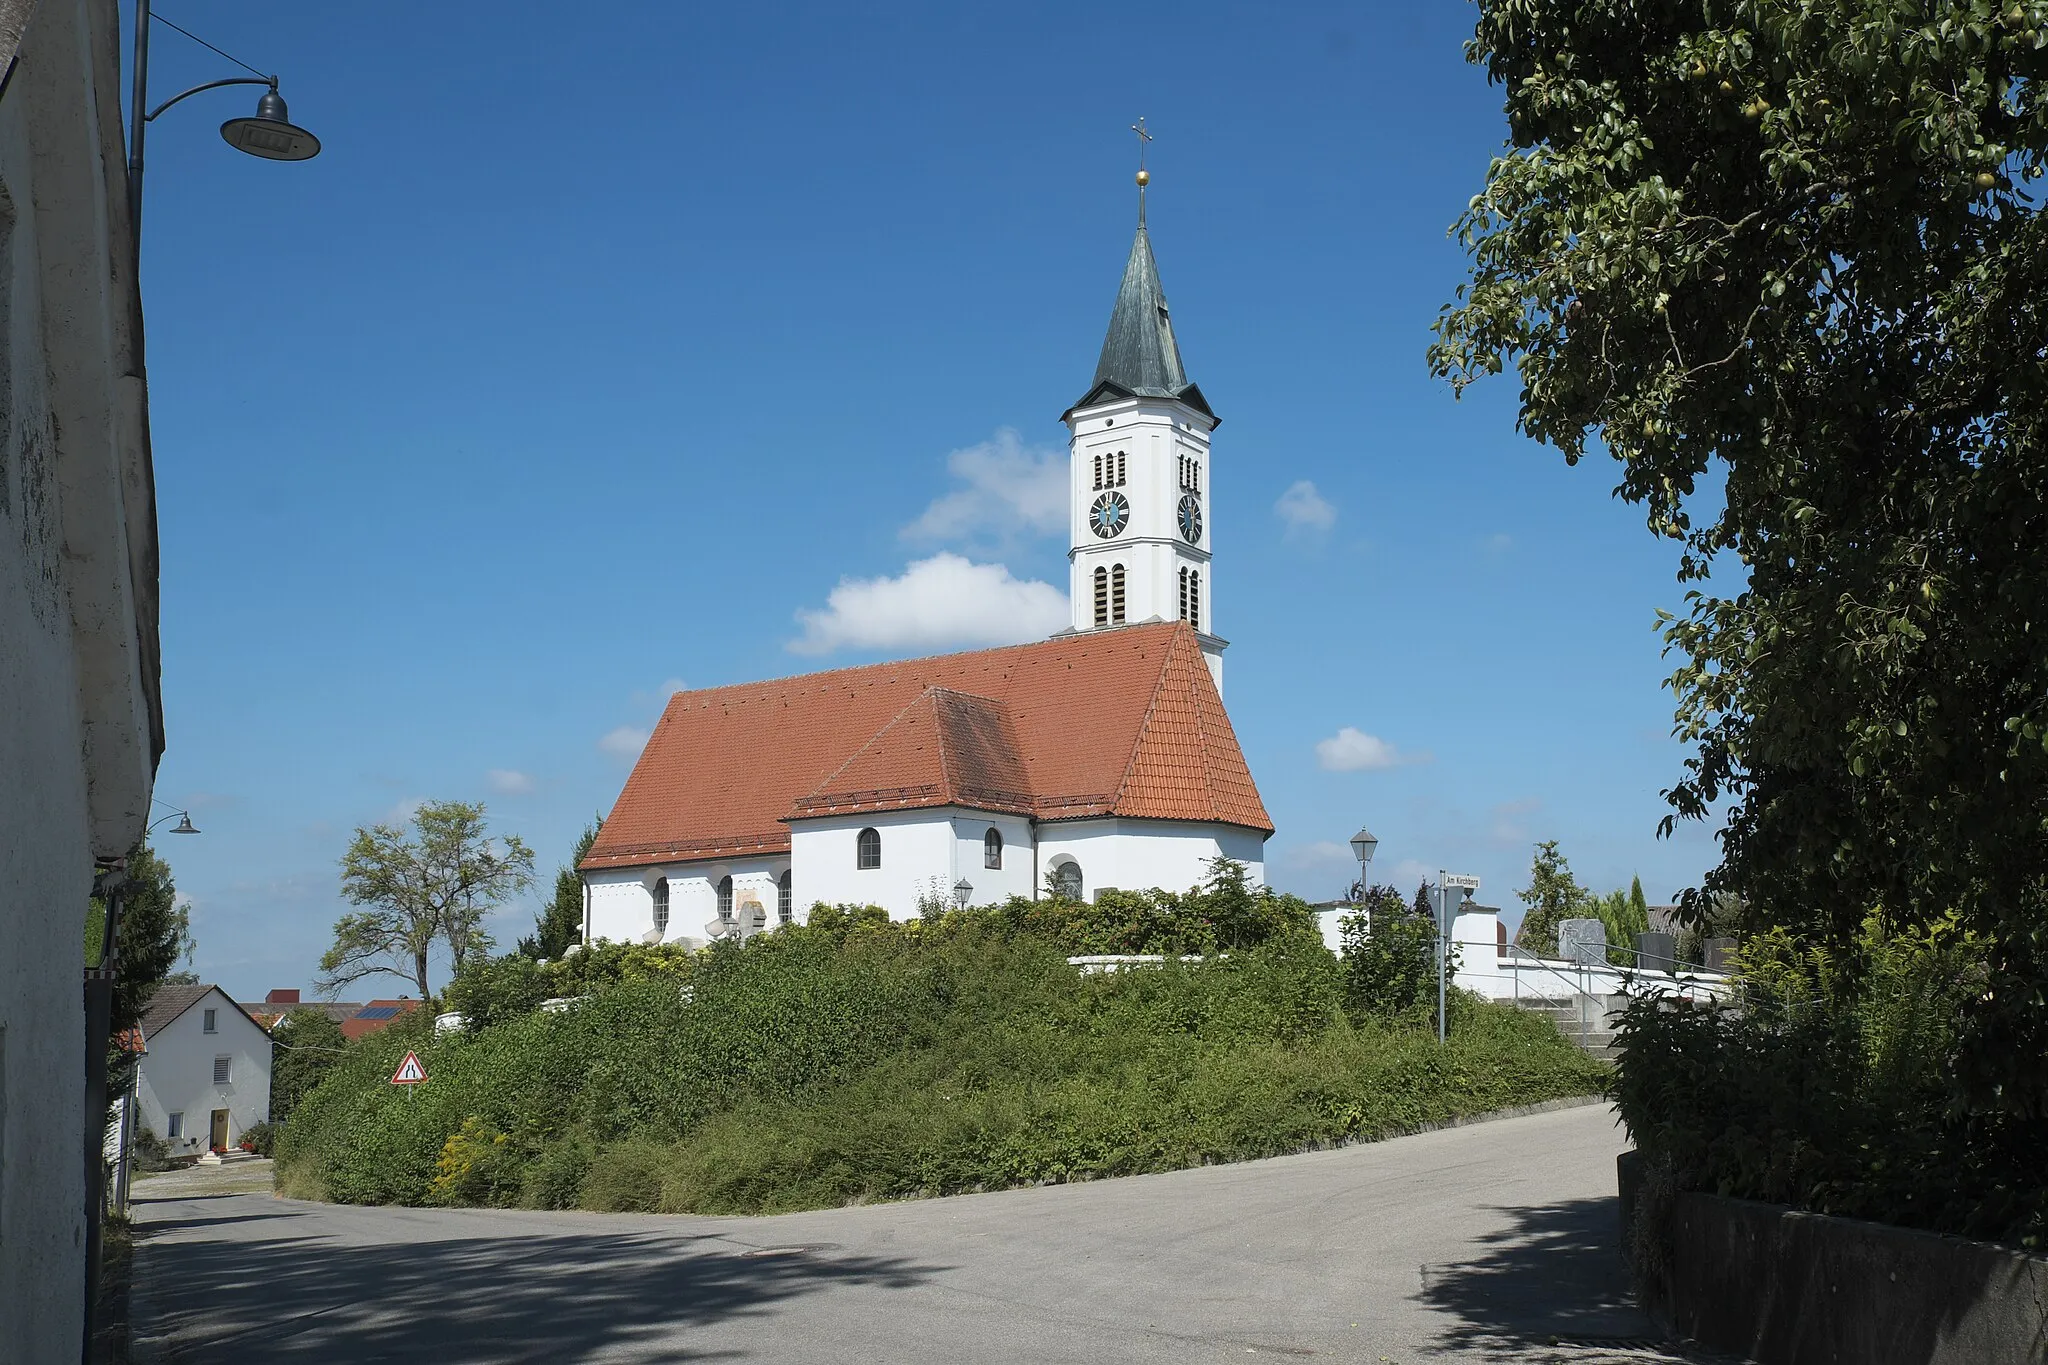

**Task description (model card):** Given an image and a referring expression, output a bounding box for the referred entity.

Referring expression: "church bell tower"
[1061,154,1226,691]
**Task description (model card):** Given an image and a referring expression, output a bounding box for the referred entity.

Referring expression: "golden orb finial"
[1136,168,1150,187]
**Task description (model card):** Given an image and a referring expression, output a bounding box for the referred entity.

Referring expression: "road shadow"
[138,1201,944,1363]
[1419,1195,1669,1357]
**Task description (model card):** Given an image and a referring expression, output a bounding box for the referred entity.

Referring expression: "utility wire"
[151,10,271,80]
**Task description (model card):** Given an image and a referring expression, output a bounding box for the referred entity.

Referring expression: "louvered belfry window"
[1111,564,1127,624]
[1093,453,1103,490]
[1189,571,1201,630]
[1093,567,1109,627]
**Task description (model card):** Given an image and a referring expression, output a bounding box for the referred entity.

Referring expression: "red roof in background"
[584,622,1271,873]
[114,1026,146,1055]
[339,999,421,1042]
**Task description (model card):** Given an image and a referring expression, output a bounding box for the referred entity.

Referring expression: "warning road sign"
[390,1051,427,1085]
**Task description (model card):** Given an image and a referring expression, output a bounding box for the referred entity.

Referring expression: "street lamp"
[1348,826,1377,903]
[148,806,200,836]
[952,878,973,910]
[126,1,322,258]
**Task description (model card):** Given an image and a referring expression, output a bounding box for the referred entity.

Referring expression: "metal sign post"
[1436,873,1481,1043]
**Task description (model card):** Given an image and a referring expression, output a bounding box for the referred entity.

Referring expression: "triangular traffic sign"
[390,1050,427,1085]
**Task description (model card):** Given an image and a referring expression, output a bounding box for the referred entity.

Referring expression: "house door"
[209,1108,229,1151]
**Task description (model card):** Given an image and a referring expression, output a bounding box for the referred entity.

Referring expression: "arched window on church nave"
[984,827,1003,870]
[1111,564,1127,624]
[1092,567,1109,627]
[1189,570,1201,631]
[857,827,882,869]
[651,877,670,935]
[777,870,793,925]
[1052,860,1083,901]
[716,876,734,923]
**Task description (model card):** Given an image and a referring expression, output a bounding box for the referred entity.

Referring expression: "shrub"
[241,1121,276,1157]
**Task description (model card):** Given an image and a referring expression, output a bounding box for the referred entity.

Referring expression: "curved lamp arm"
[145,74,274,123]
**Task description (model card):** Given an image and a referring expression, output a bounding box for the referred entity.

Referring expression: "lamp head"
[170,813,200,835]
[1349,827,1378,867]
[952,878,973,908]
[220,85,320,162]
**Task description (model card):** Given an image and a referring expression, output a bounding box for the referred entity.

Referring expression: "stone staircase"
[1512,992,1625,1059]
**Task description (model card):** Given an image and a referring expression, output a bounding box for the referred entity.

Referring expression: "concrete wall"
[0,2,159,1360]
[1643,1179,2048,1364]
[134,990,271,1155]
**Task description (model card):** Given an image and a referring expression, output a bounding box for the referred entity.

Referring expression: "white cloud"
[487,769,536,796]
[902,429,1068,548]
[1484,532,1514,554]
[1275,480,1338,534]
[790,553,1069,657]
[1315,726,1422,772]
[385,797,424,824]
[598,726,650,761]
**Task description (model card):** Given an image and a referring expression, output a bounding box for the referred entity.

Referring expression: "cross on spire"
[1131,117,1153,223]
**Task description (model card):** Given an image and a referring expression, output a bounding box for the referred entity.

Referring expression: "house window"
[717,876,734,922]
[778,870,793,924]
[1189,571,1201,630]
[213,1055,232,1086]
[857,827,881,869]
[1052,861,1084,901]
[202,1008,217,1033]
[1111,564,1126,624]
[166,1112,184,1139]
[1093,566,1109,627]
[652,877,670,935]
[984,828,1003,870]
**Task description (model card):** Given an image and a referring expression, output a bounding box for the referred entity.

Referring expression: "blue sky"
[138,1,1719,998]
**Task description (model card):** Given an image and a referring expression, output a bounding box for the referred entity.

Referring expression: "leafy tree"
[322,801,534,999]
[1514,841,1588,958]
[520,819,600,959]
[269,1006,347,1125]
[85,843,197,1046]
[1430,0,2048,1113]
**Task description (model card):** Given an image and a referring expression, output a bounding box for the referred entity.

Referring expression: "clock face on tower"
[1089,491,1131,539]
[1177,494,1203,544]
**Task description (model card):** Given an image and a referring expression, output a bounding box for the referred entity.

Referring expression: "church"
[581,180,1274,940]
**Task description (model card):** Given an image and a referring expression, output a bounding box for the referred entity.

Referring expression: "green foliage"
[241,1121,276,1157]
[269,1007,347,1126]
[1339,885,1441,1020]
[1433,0,2048,1117]
[86,844,196,1043]
[1612,913,2047,1247]
[277,914,1604,1213]
[324,800,535,999]
[521,820,599,960]
[1513,841,1588,957]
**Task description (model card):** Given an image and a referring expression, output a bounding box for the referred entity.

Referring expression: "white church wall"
[790,809,966,919]
[585,856,791,945]
[1036,819,1265,902]
[950,811,1037,905]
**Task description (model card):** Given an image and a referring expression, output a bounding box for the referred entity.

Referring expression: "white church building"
[582,189,1273,936]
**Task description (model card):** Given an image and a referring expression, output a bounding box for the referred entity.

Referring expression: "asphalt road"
[130,1101,1683,1364]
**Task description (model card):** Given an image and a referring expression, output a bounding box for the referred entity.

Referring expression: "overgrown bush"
[1611,913,2047,1249]
[241,1121,276,1157]
[1339,886,1460,1023]
[278,908,1603,1214]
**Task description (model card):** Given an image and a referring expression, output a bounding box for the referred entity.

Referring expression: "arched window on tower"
[777,870,793,925]
[857,827,881,869]
[1189,571,1201,631]
[984,827,1003,870]
[1111,564,1127,624]
[651,877,670,935]
[1093,452,1103,490]
[716,876,734,922]
[1179,566,1190,622]
[1115,451,1127,486]
[1093,566,1109,627]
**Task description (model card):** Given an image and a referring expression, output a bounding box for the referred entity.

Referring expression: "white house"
[134,985,272,1155]
[582,189,1273,929]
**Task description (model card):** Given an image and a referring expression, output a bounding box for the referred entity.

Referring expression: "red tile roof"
[584,622,1271,872]
[339,999,420,1042]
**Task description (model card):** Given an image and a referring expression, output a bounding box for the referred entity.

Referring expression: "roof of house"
[339,999,420,1043]
[139,984,263,1038]
[240,998,364,1030]
[584,621,1271,873]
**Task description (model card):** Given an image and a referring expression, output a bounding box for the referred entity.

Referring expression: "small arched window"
[1092,452,1103,490]
[651,877,670,934]
[778,870,793,924]
[1179,566,1190,622]
[857,827,881,869]
[716,876,734,921]
[1053,860,1084,901]
[1093,566,1109,627]
[984,827,1003,870]
[1189,571,1201,631]
[1111,564,1127,624]
[1114,451,1127,486]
